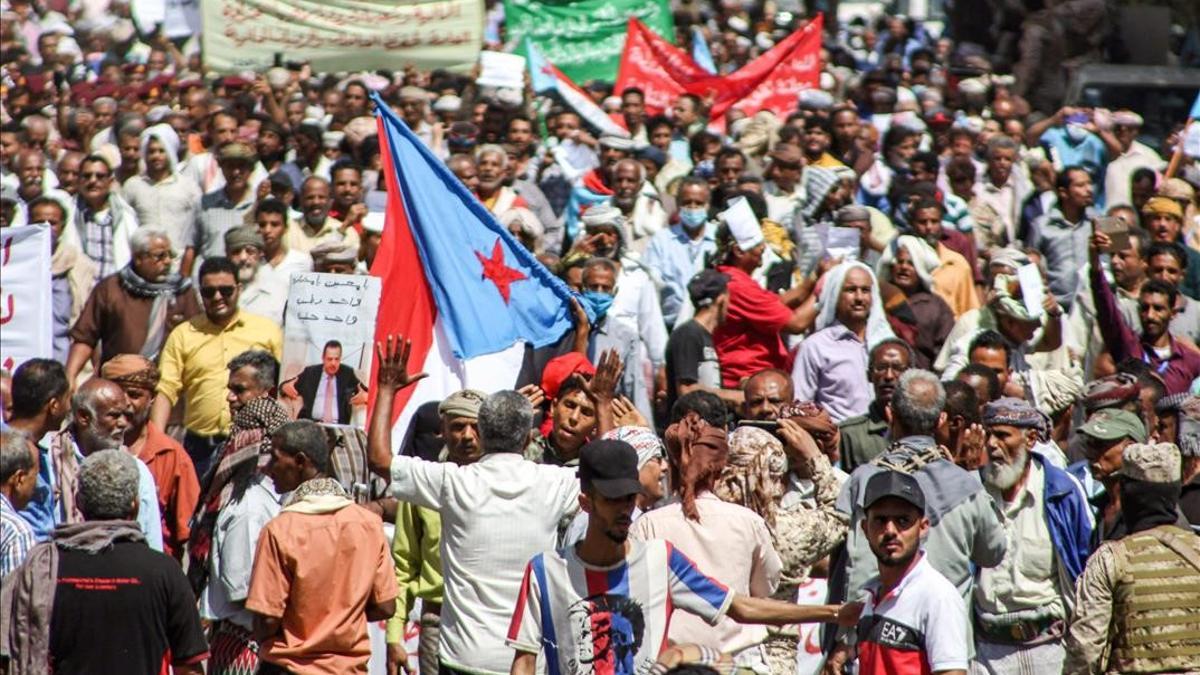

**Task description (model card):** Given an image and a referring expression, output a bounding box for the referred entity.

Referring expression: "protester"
[224,224,287,325]
[508,438,856,675]
[100,354,200,560]
[246,420,397,673]
[66,226,199,383]
[151,257,283,477]
[0,429,38,576]
[839,339,913,471]
[1063,442,1200,673]
[2,450,208,674]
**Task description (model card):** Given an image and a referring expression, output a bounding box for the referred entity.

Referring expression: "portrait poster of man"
[280,273,382,427]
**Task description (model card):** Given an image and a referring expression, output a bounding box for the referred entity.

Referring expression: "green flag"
[506,0,674,83]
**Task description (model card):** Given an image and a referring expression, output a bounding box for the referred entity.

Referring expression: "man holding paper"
[1091,228,1200,395]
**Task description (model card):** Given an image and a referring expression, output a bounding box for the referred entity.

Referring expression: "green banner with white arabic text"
[506,0,674,83]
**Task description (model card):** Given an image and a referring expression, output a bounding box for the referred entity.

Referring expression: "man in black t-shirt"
[38,450,208,674]
[665,269,745,414]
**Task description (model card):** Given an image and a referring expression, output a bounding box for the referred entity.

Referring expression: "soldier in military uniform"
[1063,442,1200,674]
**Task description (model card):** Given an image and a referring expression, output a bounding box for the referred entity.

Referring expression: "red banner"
[614,15,823,127]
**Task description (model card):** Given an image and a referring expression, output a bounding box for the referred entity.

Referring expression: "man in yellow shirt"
[151,256,283,477]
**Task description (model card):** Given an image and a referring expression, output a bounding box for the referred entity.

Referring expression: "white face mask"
[1066,123,1088,143]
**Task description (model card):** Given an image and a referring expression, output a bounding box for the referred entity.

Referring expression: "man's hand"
[1090,230,1111,259]
[518,384,546,410]
[1042,293,1063,319]
[956,423,988,471]
[581,349,623,402]
[387,642,413,675]
[822,644,851,675]
[344,203,368,228]
[612,396,649,428]
[777,418,821,466]
[837,602,863,627]
[375,334,429,392]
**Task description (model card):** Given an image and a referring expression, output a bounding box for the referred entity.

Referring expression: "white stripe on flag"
[391,317,527,453]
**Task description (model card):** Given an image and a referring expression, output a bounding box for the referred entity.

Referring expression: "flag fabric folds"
[368,91,576,439]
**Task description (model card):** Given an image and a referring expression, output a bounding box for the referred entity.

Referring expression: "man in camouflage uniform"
[1064,442,1200,674]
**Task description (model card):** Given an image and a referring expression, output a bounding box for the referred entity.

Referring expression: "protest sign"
[201,0,482,73]
[280,273,382,428]
[506,0,673,83]
[0,223,53,373]
[477,51,526,89]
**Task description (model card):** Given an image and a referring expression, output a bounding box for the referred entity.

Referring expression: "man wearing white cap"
[1101,110,1165,210]
[712,197,811,389]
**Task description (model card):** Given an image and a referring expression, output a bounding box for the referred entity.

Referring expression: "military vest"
[1111,525,1200,673]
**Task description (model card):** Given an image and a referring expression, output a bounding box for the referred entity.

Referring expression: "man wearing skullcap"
[195,141,260,264]
[397,86,434,149]
[1102,110,1165,210]
[310,239,360,274]
[101,354,200,560]
[224,225,287,325]
[1090,226,1200,396]
[974,397,1092,672]
[1064,442,1200,674]
[387,389,486,675]
[1082,373,1141,416]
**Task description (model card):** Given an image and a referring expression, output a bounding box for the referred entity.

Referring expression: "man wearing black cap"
[664,269,742,413]
[507,439,857,675]
[851,470,968,675]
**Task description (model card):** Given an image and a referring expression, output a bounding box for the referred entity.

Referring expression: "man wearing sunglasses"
[151,256,283,478]
[72,153,141,284]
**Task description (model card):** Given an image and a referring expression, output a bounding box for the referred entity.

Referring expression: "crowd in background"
[2,0,1200,673]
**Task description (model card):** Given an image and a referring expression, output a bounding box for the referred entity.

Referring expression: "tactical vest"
[1111,525,1200,673]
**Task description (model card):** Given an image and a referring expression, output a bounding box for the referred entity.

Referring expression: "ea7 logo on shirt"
[858,615,924,651]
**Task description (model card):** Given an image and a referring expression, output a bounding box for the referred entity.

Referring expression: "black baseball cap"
[863,470,926,514]
[688,269,729,309]
[579,439,644,498]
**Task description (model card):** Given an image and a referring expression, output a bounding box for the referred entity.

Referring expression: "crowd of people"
[3,0,1200,674]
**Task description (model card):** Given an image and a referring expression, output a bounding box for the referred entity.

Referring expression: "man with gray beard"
[42,379,164,550]
[972,398,1093,674]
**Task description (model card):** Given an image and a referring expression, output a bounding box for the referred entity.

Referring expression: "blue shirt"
[1039,127,1109,206]
[642,223,717,326]
[18,438,164,551]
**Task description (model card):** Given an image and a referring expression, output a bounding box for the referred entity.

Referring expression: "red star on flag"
[475,238,527,304]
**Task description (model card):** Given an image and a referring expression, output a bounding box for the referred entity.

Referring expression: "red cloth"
[581,169,614,196]
[712,266,793,388]
[138,422,201,559]
[540,352,596,400]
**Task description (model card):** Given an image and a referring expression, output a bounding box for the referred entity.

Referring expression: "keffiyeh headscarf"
[982,397,1045,428]
[815,261,896,348]
[990,273,1037,323]
[601,426,665,469]
[664,412,729,522]
[187,397,291,595]
[715,426,788,530]
[876,234,941,290]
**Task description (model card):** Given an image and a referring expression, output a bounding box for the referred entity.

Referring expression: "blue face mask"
[695,159,715,179]
[581,290,615,319]
[679,207,708,229]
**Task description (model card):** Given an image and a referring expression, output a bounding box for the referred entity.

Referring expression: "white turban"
[139,123,180,173]
[876,235,941,290]
[815,261,895,348]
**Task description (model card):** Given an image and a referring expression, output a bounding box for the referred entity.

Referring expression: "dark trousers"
[439,660,477,675]
[257,662,294,675]
[183,431,227,479]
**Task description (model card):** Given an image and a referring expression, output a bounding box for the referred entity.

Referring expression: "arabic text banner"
[0,223,52,373]
[506,0,673,83]
[202,0,483,73]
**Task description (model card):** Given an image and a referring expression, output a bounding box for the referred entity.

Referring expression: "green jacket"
[386,501,443,643]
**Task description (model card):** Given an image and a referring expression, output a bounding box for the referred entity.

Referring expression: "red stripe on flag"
[367,116,438,428]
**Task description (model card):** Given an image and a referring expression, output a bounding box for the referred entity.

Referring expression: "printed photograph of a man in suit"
[281,339,368,424]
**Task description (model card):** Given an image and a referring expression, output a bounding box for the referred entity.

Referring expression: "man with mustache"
[840,339,913,472]
[101,354,200,560]
[973,398,1092,672]
[610,158,667,254]
[851,470,968,675]
[42,378,163,550]
[1091,227,1200,396]
[284,175,360,255]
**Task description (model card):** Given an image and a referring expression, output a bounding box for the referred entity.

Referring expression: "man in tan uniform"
[1063,442,1200,674]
